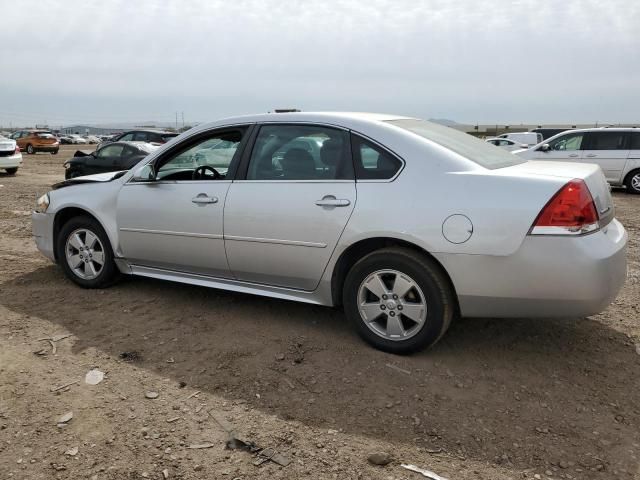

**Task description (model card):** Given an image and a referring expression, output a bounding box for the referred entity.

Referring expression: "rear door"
[224,123,355,290]
[581,131,630,184]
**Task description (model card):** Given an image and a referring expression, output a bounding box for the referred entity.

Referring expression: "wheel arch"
[52,207,113,262]
[330,236,459,309]
[623,167,640,191]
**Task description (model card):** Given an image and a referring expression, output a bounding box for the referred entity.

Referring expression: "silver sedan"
[32,112,628,353]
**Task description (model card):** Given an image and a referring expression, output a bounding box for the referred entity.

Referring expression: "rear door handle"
[586,154,597,158]
[315,195,351,207]
[568,153,579,158]
[192,194,218,205]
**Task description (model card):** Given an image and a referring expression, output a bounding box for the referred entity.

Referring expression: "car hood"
[52,170,127,189]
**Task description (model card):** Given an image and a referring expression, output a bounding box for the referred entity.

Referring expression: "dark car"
[64,141,159,179]
[97,129,178,149]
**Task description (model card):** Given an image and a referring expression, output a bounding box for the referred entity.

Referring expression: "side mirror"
[540,144,550,152]
[132,164,156,182]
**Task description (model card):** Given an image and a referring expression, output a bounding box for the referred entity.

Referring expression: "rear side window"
[133,132,149,142]
[586,132,628,150]
[352,135,402,180]
[630,132,640,150]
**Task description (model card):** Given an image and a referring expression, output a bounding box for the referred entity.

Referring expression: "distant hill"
[428,118,459,127]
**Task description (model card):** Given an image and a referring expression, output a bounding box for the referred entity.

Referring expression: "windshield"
[387,119,526,169]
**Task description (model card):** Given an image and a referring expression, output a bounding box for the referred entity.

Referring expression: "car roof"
[122,129,177,134]
[111,141,160,152]
[193,112,414,131]
[555,127,639,134]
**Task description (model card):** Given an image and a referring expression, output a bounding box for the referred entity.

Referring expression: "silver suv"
[515,128,640,193]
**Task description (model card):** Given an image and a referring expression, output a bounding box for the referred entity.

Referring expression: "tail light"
[14,146,20,154]
[530,179,599,235]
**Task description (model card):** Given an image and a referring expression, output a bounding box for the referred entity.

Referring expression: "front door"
[224,124,356,290]
[535,131,586,163]
[116,127,248,277]
[581,131,630,184]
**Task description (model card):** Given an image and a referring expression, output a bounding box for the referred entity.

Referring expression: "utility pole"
[182,111,184,130]
[175,112,178,130]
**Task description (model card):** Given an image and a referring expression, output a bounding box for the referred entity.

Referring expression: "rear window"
[631,132,640,150]
[387,119,526,169]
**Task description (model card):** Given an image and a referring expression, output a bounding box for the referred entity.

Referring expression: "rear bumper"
[32,212,56,262]
[33,144,59,153]
[0,154,22,169]
[437,219,628,318]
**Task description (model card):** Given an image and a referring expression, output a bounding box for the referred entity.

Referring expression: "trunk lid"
[497,160,615,226]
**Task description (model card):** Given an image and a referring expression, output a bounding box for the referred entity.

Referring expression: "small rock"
[275,353,285,361]
[162,469,169,479]
[545,470,553,476]
[145,391,159,399]
[58,411,73,424]
[559,461,570,469]
[64,447,78,456]
[85,369,104,385]
[141,473,149,478]
[194,465,203,472]
[178,381,187,388]
[367,452,392,466]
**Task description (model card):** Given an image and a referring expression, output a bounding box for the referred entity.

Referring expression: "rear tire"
[343,247,455,354]
[5,168,17,175]
[56,216,119,288]
[26,144,34,154]
[625,169,640,194]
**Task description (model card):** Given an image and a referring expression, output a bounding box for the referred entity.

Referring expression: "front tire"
[26,144,35,154]
[343,247,455,354]
[56,216,119,288]
[52,149,59,155]
[5,168,18,175]
[625,169,640,194]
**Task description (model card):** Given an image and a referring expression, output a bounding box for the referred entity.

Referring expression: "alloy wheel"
[65,228,105,280]
[357,269,427,341]
[631,173,640,192]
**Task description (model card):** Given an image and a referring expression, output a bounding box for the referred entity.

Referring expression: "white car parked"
[485,137,528,152]
[515,128,640,194]
[0,136,22,174]
[497,132,543,147]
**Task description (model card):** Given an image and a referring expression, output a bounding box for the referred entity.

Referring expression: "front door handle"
[315,195,351,207]
[192,193,218,205]
[586,154,597,158]
[568,153,579,158]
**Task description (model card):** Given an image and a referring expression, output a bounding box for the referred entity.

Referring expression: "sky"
[1,0,639,128]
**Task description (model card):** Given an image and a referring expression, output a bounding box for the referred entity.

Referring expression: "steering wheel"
[192,165,221,180]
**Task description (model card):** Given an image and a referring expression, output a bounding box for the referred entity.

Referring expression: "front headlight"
[63,162,70,169]
[35,193,50,213]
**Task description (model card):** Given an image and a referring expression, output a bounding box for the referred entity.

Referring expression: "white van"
[514,128,640,194]
[498,132,543,146]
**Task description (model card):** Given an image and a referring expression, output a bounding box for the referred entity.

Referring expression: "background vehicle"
[69,134,88,145]
[485,137,528,152]
[84,135,101,144]
[32,112,627,353]
[98,130,178,148]
[10,130,59,154]
[59,135,74,144]
[531,127,571,140]
[64,141,159,179]
[0,136,22,174]
[497,132,542,146]
[515,128,640,193]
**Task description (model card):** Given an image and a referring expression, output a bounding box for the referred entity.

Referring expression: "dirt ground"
[1,145,639,480]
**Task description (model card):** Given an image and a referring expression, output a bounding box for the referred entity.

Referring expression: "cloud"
[1,0,638,126]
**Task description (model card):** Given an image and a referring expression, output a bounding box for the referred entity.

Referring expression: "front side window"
[156,130,244,181]
[246,125,351,180]
[548,133,584,151]
[119,133,135,141]
[352,135,402,180]
[97,144,124,158]
[586,132,627,150]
